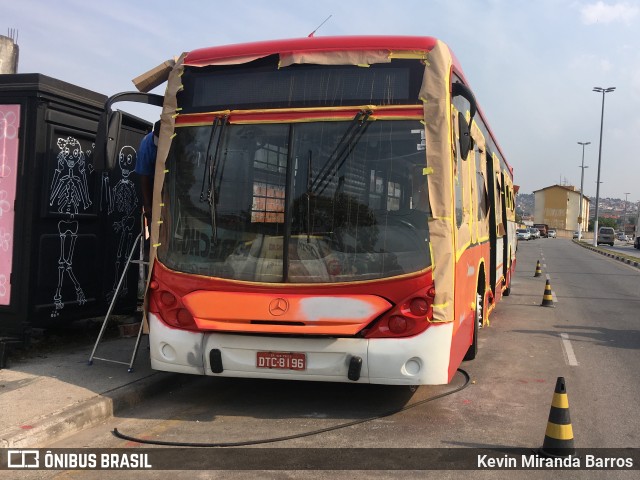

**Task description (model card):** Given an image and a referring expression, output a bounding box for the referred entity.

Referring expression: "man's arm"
[135,132,157,226]
[140,174,154,225]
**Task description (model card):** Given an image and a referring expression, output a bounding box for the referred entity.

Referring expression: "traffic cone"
[539,377,575,457]
[541,279,554,307]
[534,261,542,277]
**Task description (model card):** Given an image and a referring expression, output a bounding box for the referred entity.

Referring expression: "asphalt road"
[31,239,640,479]
[597,241,640,259]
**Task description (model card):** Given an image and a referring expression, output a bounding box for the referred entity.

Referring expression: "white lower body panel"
[149,313,453,385]
[149,313,205,375]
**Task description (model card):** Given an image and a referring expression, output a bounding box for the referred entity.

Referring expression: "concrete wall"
[534,191,544,226]
[534,186,590,233]
[0,35,19,74]
[545,188,570,229]
[567,191,580,231]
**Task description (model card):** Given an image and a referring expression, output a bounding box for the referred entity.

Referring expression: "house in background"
[533,185,591,237]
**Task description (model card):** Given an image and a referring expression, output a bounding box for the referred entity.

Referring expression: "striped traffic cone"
[539,377,575,457]
[534,261,542,277]
[541,280,554,307]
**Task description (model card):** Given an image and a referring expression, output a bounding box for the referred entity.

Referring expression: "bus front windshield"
[158,119,431,283]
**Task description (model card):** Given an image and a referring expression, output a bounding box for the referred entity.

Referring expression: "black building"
[0,74,148,345]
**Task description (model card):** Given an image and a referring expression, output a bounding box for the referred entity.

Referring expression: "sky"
[2,0,639,201]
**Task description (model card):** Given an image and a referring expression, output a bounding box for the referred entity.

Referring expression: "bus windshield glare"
[158,118,431,283]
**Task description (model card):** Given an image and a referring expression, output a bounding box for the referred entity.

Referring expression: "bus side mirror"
[458,115,472,161]
[94,110,123,171]
[93,91,165,171]
[452,82,478,161]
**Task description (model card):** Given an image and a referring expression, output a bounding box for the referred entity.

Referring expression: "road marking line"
[546,274,550,280]
[560,333,578,366]
[543,264,547,269]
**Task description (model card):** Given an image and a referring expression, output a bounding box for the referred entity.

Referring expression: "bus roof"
[185,35,442,67]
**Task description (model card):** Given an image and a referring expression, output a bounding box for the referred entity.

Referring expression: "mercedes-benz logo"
[269,298,289,316]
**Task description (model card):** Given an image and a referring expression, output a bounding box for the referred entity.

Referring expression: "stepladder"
[88,215,149,372]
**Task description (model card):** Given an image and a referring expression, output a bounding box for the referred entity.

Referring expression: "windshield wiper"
[206,115,228,244]
[310,109,372,197]
[199,117,221,202]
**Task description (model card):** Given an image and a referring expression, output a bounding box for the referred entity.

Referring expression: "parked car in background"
[548,229,557,238]
[517,228,531,241]
[573,231,580,239]
[617,232,628,241]
[597,227,615,246]
[528,227,540,239]
[533,223,549,238]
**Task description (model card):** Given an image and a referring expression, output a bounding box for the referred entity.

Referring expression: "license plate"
[256,351,306,370]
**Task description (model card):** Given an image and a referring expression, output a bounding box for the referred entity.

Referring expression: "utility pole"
[592,87,615,246]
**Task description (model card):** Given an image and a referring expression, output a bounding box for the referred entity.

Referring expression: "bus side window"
[495,171,505,236]
[476,152,488,221]
[451,84,472,234]
[452,109,466,230]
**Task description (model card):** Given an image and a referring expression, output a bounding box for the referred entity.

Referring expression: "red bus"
[98,36,517,385]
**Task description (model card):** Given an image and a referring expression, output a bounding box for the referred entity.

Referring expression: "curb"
[573,240,640,269]
[0,372,185,448]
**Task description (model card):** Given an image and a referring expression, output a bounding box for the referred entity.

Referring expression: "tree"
[588,217,617,231]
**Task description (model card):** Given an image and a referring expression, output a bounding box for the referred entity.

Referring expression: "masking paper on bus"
[141,39,459,327]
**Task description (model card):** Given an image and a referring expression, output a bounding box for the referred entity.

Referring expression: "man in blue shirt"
[135,120,160,225]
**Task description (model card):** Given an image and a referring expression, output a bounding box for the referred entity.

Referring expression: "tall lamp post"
[592,87,615,246]
[623,192,630,239]
[577,141,590,241]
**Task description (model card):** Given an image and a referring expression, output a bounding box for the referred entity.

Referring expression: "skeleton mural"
[49,136,93,317]
[107,145,139,299]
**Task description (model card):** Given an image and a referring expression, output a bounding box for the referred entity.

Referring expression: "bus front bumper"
[149,312,453,385]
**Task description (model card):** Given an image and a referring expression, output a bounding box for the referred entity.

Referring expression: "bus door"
[485,150,503,298]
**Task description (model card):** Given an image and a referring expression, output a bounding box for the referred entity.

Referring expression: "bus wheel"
[464,293,483,361]
[503,269,511,296]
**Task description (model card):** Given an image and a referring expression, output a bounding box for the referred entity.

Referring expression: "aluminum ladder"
[88,216,148,372]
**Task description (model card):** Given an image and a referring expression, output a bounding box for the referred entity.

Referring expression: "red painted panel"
[185,36,439,67]
[149,260,434,336]
[174,107,424,126]
[448,243,490,379]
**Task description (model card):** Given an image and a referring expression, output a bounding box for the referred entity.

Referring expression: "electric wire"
[112,368,471,448]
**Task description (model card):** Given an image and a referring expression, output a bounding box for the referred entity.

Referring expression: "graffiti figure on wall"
[107,145,139,299]
[49,136,92,317]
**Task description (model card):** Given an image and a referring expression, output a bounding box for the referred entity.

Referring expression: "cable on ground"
[112,368,471,447]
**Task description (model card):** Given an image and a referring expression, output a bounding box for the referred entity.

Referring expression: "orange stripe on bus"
[183,291,392,335]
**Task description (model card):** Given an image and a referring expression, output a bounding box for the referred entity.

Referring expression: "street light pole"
[577,141,590,241]
[592,87,615,246]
